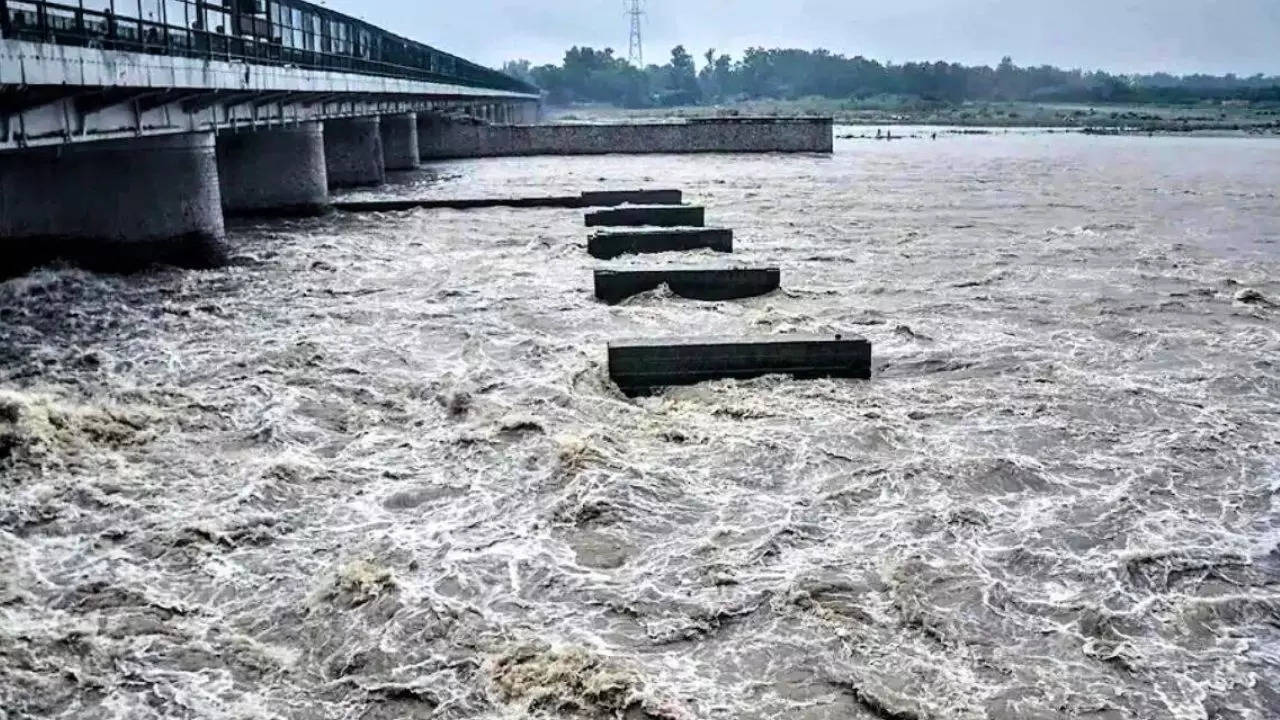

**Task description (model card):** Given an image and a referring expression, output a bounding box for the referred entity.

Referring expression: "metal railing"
[0,0,538,95]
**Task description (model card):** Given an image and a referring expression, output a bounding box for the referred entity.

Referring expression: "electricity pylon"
[625,0,644,67]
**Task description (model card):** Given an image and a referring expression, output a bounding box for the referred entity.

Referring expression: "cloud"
[322,0,1280,74]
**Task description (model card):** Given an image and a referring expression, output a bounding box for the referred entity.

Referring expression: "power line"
[625,0,644,67]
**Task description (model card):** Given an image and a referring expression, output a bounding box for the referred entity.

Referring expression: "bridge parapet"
[1,0,534,93]
[0,0,539,150]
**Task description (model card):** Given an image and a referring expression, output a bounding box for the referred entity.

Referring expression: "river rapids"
[2,129,1279,719]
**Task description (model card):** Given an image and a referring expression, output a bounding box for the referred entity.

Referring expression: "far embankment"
[545,98,1280,136]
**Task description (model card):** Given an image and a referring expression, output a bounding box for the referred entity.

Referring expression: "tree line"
[501,47,1280,108]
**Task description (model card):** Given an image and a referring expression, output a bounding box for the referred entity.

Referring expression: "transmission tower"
[625,0,644,67]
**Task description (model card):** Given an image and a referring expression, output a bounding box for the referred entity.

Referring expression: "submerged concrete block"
[585,205,704,228]
[594,267,779,304]
[588,227,732,259]
[324,116,385,188]
[0,131,227,275]
[608,335,872,396]
[580,189,682,206]
[217,122,329,216]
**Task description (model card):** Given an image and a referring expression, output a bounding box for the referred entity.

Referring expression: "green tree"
[661,45,700,104]
[510,46,1280,108]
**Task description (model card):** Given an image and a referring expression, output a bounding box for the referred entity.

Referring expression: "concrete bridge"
[0,0,541,273]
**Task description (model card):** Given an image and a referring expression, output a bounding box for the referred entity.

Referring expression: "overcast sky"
[320,0,1280,76]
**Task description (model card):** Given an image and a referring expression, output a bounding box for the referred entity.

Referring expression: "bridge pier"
[216,122,329,216]
[0,132,227,275]
[509,101,540,124]
[324,116,385,188]
[380,112,420,170]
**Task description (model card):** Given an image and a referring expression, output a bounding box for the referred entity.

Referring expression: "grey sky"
[322,0,1280,76]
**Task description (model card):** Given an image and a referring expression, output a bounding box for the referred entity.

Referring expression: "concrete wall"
[418,117,833,159]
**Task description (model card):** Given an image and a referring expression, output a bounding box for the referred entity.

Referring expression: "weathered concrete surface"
[216,122,329,216]
[585,205,705,228]
[608,335,872,396]
[419,116,833,159]
[380,112,420,170]
[588,228,732,259]
[333,188,684,213]
[594,267,779,304]
[0,132,227,276]
[324,117,385,188]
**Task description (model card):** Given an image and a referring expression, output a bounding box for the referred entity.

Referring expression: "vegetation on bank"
[501,46,1280,132]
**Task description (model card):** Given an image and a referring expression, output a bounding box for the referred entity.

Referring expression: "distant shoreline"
[544,99,1280,137]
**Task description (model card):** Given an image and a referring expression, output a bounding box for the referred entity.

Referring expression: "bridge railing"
[0,0,538,95]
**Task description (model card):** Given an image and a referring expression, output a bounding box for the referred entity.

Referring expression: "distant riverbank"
[545,98,1280,136]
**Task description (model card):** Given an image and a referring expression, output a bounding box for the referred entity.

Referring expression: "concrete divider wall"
[418,117,833,159]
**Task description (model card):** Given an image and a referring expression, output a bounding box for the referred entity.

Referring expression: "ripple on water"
[2,134,1280,719]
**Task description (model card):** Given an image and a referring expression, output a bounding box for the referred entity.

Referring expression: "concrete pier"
[216,122,329,216]
[380,112,420,170]
[588,228,733,259]
[0,132,227,275]
[324,116,385,187]
[595,267,779,304]
[608,335,872,396]
[585,206,705,228]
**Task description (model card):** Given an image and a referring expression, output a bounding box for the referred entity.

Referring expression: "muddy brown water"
[2,128,1279,719]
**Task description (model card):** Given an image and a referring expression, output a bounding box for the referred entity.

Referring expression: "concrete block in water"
[585,205,704,228]
[608,335,872,396]
[594,267,779,304]
[588,228,732,259]
[580,189,682,206]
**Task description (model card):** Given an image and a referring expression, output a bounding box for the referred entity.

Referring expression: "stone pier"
[0,132,227,275]
[379,112,420,171]
[216,122,329,216]
[324,116,385,187]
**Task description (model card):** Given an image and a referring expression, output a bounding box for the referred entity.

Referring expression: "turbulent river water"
[2,128,1279,720]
